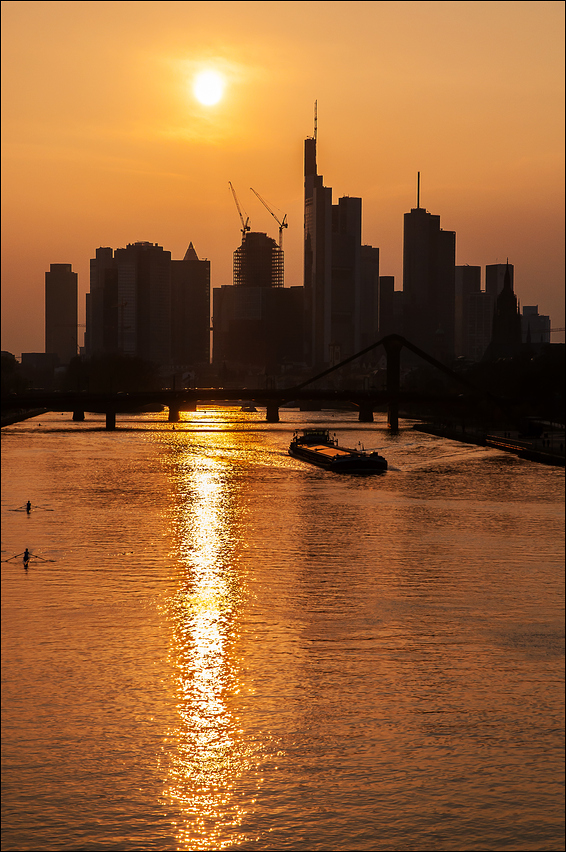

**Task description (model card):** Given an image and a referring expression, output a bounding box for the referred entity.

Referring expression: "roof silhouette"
[183,242,199,261]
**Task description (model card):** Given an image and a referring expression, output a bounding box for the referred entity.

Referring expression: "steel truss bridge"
[3,335,503,431]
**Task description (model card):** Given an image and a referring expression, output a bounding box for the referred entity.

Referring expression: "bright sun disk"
[193,70,224,106]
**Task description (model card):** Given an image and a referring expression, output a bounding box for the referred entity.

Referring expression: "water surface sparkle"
[1,409,563,851]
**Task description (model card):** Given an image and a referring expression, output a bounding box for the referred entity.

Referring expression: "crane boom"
[250,187,288,249]
[229,182,250,235]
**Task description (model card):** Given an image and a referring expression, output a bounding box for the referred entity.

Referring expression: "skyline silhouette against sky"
[1,0,564,356]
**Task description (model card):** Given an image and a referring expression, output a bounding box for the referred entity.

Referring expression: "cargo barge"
[289,428,387,474]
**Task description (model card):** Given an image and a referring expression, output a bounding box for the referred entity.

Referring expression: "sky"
[1,0,564,356]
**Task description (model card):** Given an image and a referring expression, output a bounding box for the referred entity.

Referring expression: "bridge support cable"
[284,334,499,431]
[291,337,389,391]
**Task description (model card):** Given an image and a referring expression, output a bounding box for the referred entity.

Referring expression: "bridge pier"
[168,407,180,423]
[266,402,280,423]
[358,404,374,423]
[385,336,401,433]
[387,401,399,432]
[105,411,116,430]
[72,410,85,422]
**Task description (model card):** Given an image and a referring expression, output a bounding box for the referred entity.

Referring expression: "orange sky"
[2,0,564,356]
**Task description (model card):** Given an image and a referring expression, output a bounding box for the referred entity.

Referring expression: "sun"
[193,70,224,106]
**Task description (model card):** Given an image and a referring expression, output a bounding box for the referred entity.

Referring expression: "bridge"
[3,335,500,431]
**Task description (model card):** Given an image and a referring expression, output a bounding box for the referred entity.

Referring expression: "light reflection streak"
[163,436,257,850]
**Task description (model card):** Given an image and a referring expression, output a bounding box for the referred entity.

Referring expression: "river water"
[1,409,564,851]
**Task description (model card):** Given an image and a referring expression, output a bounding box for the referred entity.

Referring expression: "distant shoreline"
[414,422,565,467]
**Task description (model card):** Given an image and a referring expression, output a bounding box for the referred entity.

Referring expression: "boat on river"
[289,428,387,474]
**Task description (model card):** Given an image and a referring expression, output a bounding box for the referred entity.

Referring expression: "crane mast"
[250,187,288,249]
[229,181,250,235]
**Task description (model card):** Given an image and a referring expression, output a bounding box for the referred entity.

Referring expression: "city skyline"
[2,0,564,357]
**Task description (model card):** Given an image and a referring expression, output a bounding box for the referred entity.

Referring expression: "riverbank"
[1,408,48,428]
[414,422,565,467]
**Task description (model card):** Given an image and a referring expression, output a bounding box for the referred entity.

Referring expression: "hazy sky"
[2,0,564,356]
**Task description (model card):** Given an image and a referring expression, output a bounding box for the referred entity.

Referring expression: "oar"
[1,552,55,563]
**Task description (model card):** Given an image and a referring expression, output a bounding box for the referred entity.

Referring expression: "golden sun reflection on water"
[163,434,258,850]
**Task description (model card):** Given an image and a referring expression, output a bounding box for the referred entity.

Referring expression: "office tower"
[455,265,481,356]
[486,263,514,299]
[86,242,172,365]
[113,242,171,364]
[330,196,363,362]
[403,201,456,363]
[171,243,210,366]
[86,247,119,355]
[304,131,379,366]
[465,291,495,361]
[45,263,78,365]
[378,276,404,338]
[521,306,551,345]
[454,265,494,360]
[359,245,380,350]
[304,133,333,367]
[484,262,522,360]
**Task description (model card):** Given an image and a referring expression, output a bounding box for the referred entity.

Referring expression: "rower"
[23,548,30,567]
[26,501,31,514]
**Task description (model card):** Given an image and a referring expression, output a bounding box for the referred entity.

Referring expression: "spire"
[503,259,512,291]
[183,242,199,261]
[314,100,318,143]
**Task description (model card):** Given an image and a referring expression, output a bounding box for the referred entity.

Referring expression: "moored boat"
[289,428,387,474]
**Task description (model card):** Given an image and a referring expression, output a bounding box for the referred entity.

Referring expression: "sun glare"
[193,70,224,106]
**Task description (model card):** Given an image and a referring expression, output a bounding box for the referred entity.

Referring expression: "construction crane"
[250,187,288,249]
[229,181,250,236]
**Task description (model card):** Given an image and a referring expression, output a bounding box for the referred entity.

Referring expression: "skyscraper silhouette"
[484,261,523,360]
[86,247,118,355]
[304,129,379,366]
[454,265,494,361]
[304,133,332,366]
[171,243,210,367]
[213,230,302,374]
[403,195,455,362]
[45,263,78,365]
[486,263,514,299]
[86,242,172,364]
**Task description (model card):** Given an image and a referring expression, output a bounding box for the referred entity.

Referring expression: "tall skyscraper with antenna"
[303,106,379,367]
[304,104,332,366]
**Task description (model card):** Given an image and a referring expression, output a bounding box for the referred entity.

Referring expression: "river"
[1,409,564,851]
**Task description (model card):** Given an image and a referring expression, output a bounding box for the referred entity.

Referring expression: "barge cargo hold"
[289,428,387,474]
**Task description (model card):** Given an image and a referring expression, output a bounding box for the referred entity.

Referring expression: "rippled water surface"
[2,409,564,851]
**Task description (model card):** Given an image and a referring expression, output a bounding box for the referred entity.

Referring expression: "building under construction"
[233,231,284,288]
[213,229,304,375]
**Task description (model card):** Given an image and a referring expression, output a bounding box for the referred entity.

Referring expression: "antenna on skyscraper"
[314,100,317,143]
[417,172,420,209]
